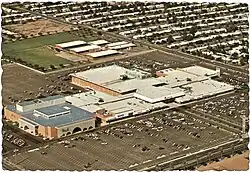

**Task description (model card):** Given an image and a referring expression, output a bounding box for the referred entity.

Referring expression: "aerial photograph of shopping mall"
[1,0,249,171]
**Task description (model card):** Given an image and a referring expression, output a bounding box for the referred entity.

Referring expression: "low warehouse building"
[109,43,136,50]
[106,41,128,48]
[55,40,87,49]
[4,95,95,139]
[89,39,109,45]
[70,44,101,53]
[87,49,120,58]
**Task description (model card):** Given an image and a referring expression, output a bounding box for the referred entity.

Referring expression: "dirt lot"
[6,19,72,37]
[198,151,249,171]
[2,63,84,105]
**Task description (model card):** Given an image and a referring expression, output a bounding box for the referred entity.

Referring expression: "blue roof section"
[7,104,94,127]
[35,105,69,116]
[18,95,64,106]
[20,117,39,126]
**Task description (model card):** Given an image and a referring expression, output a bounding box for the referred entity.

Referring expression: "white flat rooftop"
[70,44,100,53]
[98,97,168,115]
[87,49,119,58]
[79,104,103,113]
[65,90,118,107]
[156,69,209,88]
[71,65,129,85]
[56,40,86,48]
[181,66,218,77]
[109,43,136,50]
[134,86,185,102]
[106,77,162,93]
[107,41,128,47]
[175,79,234,103]
[89,40,109,45]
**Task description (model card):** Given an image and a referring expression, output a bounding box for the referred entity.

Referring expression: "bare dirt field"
[6,19,72,37]
[198,151,249,171]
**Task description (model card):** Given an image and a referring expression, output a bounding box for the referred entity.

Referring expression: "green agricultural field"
[2,32,87,69]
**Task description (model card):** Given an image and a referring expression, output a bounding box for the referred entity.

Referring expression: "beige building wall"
[72,76,121,96]
[4,108,22,122]
[56,118,95,138]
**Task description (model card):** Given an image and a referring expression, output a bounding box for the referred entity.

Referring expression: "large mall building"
[4,65,234,139]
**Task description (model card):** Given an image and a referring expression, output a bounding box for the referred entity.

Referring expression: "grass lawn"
[2,32,85,69]
[3,32,81,53]
[17,47,71,68]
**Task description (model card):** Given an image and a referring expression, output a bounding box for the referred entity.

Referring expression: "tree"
[239,58,246,66]
[167,35,175,44]
[50,64,56,70]
[59,64,64,68]
[34,64,40,69]
[135,29,142,35]
[190,25,198,36]
[147,37,153,42]
[231,52,238,59]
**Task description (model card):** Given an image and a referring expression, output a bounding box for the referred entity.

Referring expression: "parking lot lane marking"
[75,140,128,169]
[50,145,90,170]
[29,151,71,170]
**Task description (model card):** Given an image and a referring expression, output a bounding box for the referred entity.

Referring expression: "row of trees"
[3,55,68,72]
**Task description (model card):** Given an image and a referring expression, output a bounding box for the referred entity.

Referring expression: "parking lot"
[191,91,249,126]
[6,109,236,170]
[117,50,195,73]
[2,121,45,154]
[2,63,86,105]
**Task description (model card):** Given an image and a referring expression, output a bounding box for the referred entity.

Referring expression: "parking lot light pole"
[220,149,223,160]
[208,152,211,163]
[231,145,235,156]
[196,155,199,167]
[14,149,19,164]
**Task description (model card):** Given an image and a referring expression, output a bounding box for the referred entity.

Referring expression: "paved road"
[12,6,248,77]
[168,143,247,170]
[132,138,248,171]
[44,49,156,75]
[176,108,242,133]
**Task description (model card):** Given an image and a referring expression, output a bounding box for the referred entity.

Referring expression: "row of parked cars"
[3,130,26,148]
